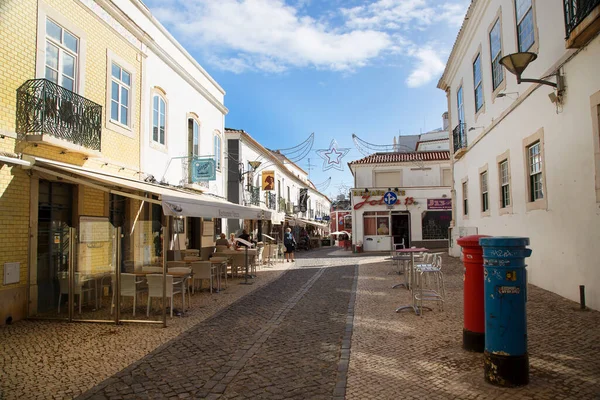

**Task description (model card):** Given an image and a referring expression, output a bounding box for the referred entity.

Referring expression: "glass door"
[31,180,73,319]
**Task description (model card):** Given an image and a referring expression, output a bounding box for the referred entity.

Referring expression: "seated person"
[215,233,230,248]
[236,230,251,248]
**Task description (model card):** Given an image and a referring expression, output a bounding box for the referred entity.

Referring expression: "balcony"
[247,186,260,206]
[16,79,102,153]
[278,197,286,213]
[452,123,467,159]
[564,0,600,48]
[267,193,277,210]
[286,201,293,214]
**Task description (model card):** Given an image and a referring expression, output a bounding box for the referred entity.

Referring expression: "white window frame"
[462,178,469,218]
[150,89,168,150]
[457,84,465,122]
[528,142,543,201]
[514,0,537,53]
[497,150,513,215]
[523,128,547,211]
[187,114,201,158]
[488,11,506,99]
[105,51,136,137]
[35,3,87,95]
[213,131,222,171]
[473,52,484,114]
[480,166,490,216]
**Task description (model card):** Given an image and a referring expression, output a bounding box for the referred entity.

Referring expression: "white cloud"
[147,0,391,73]
[405,46,446,88]
[341,0,468,30]
[145,0,466,86]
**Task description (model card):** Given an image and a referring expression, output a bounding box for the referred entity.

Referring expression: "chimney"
[442,112,449,130]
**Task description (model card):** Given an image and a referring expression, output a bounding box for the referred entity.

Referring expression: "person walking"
[284,227,296,262]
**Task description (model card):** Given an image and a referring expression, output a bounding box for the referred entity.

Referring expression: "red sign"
[427,198,452,210]
[353,194,414,210]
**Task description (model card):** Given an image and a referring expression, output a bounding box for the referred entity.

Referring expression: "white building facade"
[349,150,452,252]
[224,129,330,239]
[438,0,600,309]
[115,0,228,251]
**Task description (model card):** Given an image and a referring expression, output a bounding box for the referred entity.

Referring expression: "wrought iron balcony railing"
[16,79,102,151]
[564,0,600,37]
[267,193,277,210]
[452,123,467,153]
[278,197,286,213]
[248,186,260,206]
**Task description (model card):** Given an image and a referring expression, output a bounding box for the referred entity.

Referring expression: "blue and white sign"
[383,191,398,206]
[191,158,216,182]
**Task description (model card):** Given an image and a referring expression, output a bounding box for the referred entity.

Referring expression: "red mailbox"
[457,234,490,352]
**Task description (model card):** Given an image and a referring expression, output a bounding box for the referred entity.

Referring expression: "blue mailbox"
[479,237,532,387]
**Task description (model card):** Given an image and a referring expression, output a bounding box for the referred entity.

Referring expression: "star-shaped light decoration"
[316,139,350,171]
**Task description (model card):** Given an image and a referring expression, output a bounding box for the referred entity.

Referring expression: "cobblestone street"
[1,248,599,399]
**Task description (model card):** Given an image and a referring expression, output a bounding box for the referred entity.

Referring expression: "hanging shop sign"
[262,170,275,191]
[427,198,452,210]
[191,158,216,182]
[353,194,415,210]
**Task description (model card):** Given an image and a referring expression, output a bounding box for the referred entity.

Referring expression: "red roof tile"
[349,151,450,165]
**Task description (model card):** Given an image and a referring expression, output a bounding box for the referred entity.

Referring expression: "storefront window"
[421,211,451,240]
[363,211,390,236]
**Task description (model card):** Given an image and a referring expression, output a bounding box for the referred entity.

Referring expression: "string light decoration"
[316,139,350,172]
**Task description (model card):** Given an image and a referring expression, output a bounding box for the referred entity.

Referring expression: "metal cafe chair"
[414,253,446,312]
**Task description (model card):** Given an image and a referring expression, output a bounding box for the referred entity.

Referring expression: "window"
[363,211,389,236]
[189,118,199,157]
[214,133,222,170]
[462,180,468,216]
[152,94,166,145]
[45,18,79,92]
[481,171,489,212]
[287,186,290,202]
[528,142,543,201]
[422,211,451,240]
[515,0,535,52]
[473,54,484,112]
[499,160,510,208]
[110,63,131,126]
[442,168,452,186]
[489,18,503,91]
[457,86,465,122]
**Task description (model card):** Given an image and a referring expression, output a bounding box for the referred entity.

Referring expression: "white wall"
[351,187,452,250]
[355,162,451,188]
[114,0,227,198]
[442,0,600,309]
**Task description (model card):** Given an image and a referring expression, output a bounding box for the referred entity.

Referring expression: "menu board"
[79,216,111,243]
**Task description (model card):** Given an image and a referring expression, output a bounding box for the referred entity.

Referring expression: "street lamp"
[239,160,262,190]
[499,52,564,90]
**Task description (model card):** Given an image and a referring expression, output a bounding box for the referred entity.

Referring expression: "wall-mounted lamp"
[499,52,564,92]
[469,126,483,132]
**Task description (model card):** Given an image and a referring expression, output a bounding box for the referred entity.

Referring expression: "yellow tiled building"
[0,0,145,324]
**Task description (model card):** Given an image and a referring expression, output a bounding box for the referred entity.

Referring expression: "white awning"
[31,157,272,220]
[162,194,271,220]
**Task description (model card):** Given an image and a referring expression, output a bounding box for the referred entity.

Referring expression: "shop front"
[351,189,451,252]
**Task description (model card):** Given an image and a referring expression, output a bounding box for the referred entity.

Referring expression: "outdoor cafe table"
[394,247,429,316]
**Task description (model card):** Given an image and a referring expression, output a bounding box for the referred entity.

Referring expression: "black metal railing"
[248,186,260,206]
[16,79,102,151]
[564,0,600,37]
[278,197,286,213]
[267,193,277,210]
[453,123,467,153]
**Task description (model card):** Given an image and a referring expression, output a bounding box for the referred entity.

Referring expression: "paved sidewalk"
[347,254,600,399]
[0,262,294,400]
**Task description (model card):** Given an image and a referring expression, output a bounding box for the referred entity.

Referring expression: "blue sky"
[145,0,468,199]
